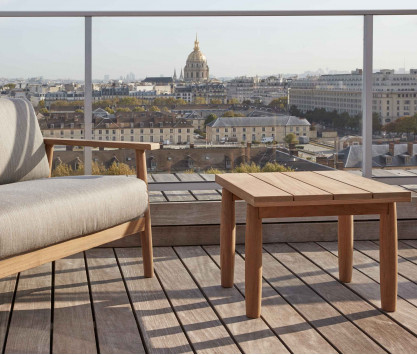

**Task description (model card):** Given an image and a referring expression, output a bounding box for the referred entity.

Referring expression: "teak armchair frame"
[0,138,159,279]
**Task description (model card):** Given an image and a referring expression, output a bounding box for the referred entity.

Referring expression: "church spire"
[194,33,199,50]
[180,68,184,81]
[173,68,177,80]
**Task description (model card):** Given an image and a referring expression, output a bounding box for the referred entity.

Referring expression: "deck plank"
[152,174,180,183]
[85,249,145,354]
[288,242,417,353]
[53,254,97,354]
[204,245,337,354]
[200,174,216,182]
[239,245,384,354]
[115,248,193,354]
[5,263,51,354]
[318,241,417,337]
[175,246,291,354]
[164,191,196,202]
[175,173,204,182]
[153,247,240,354]
[149,191,167,203]
[398,240,417,263]
[191,190,221,201]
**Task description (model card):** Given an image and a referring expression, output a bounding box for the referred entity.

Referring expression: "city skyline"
[0,0,416,79]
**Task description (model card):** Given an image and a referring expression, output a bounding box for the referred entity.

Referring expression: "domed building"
[183,35,209,82]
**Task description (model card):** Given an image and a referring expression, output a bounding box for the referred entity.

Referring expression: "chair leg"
[141,208,154,278]
[338,215,354,283]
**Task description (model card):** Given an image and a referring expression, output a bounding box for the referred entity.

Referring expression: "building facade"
[206,116,311,144]
[289,69,417,123]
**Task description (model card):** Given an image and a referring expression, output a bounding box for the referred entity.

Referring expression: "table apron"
[259,203,390,219]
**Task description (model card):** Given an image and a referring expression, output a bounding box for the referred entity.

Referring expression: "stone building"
[183,35,209,82]
[206,116,311,144]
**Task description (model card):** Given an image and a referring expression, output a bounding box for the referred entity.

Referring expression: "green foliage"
[242,100,252,105]
[39,107,49,115]
[3,83,16,89]
[51,163,73,177]
[205,167,224,174]
[205,113,217,126]
[184,169,195,174]
[268,97,288,111]
[383,114,417,135]
[75,109,84,113]
[116,107,132,113]
[133,106,145,112]
[210,98,222,104]
[118,97,142,106]
[194,96,207,104]
[233,162,261,173]
[106,162,136,175]
[149,105,160,112]
[228,98,239,104]
[38,100,45,109]
[284,133,297,144]
[105,107,115,114]
[261,162,292,172]
[222,110,242,117]
[153,97,185,106]
[50,100,83,108]
[161,106,170,112]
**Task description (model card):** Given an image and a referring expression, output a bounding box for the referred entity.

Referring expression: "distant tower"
[183,34,209,82]
[179,68,184,81]
[173,68,177,81]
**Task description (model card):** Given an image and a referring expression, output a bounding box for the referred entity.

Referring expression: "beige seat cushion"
[0,175,148,260]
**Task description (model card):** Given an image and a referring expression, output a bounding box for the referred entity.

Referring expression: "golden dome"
[186,35,207,63]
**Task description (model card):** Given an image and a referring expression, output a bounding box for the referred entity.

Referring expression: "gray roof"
[209,115,310,128]
[338,144,417,168]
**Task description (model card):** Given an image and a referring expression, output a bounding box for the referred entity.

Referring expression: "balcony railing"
[2,9,417,177]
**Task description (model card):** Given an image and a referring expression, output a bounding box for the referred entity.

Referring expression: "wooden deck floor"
[2,241,417,353]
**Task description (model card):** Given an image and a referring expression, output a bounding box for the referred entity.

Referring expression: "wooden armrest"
[43,138,159,151]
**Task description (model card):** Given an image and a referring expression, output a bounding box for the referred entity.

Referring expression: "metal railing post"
[84,16,93,175]
[362,14,373,178]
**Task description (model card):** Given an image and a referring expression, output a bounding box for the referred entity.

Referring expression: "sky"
[0,0,416,80]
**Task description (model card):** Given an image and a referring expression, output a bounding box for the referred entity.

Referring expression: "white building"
[289,69,417,124]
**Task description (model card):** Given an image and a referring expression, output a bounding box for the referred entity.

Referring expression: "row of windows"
[215,126,307,133]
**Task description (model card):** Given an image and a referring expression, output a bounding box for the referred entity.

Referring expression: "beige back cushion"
[0,98,50,184]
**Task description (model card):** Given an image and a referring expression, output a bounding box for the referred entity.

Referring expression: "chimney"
[408,142,414,156]
[316,156,328,166]
[389,142,395,156]
[336,162,345,170]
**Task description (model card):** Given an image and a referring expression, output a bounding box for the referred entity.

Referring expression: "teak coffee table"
[215,170,411,318]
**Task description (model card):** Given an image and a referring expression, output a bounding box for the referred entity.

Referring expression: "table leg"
[245,204,262,318]
[338,215,353,283]
[380,202,398,312]
[220,189,236,288]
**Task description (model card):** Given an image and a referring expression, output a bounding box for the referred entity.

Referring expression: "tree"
[204,113,217,126]
[210,98,222,104]
[105,107,115,114]
[194,97,206,104]
[242,99,252,105]
[149,106,160,112]
[161,106,170,112]
[222,110,242,117]
[39,107,49,115]
[268,97,288,111]
[4,83,16,89]
[133,106,145,112]
[106,162,136,175]
[284,133,297,145]
[75,109,84,113]
[52,163,72,177]
[38,100,45,109]
[233,162,261,173]
[261,162,292,172]
[228,98,239,104]
[116,107,132,113]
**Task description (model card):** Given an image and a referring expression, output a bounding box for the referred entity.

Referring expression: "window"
[150,129,153,134]
[112,130,116,134]
[99,130,102,134]
[252,127,256,132]
[106,130,109,134]
[131,136,134,141]
[121,136,124,141]
[112,136,116,141]
[178,129,182,133]
[187,129,190,133]
[243,128,246,132]
[262,127,265,132]
[160,129,163,133]
[140,136,144,142]
[150,136,154,142]
[178,135,181,142]
[170,128,173,133]
[225,128,228,132]
[121,129,124,134]
[130,129,134,134]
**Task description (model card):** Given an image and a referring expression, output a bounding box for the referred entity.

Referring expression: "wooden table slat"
[282,171,373,200]
[315,170,411,200]
[216,173,293,206]
[250,172,333,201]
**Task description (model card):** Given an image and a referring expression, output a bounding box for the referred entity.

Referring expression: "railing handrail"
[0,10,417,17]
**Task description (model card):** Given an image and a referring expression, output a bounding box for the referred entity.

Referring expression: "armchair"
[0,98,159,278]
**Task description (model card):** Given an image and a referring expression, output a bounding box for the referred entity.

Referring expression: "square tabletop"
[215,170,411,207]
